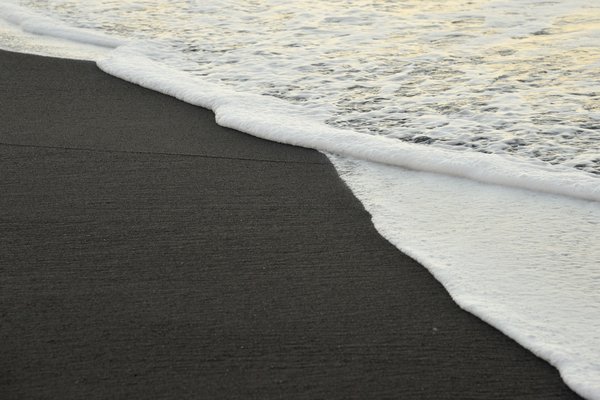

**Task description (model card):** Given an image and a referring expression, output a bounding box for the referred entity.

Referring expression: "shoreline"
[0,49,582,399]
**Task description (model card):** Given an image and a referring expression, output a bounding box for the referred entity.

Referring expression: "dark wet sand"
[0,49,582,399]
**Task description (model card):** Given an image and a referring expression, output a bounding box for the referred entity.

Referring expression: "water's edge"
[1,2,599,202]
[1,5,598,399]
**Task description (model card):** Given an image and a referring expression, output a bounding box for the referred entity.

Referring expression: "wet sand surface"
[0,49,582,399]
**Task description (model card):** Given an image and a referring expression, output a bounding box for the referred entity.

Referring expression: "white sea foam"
[96,46,600,202]
[332,155,600,399]
[6,0,600,175]
[0,2,125,49]
[0,16,110,60]
[1,1,599,398]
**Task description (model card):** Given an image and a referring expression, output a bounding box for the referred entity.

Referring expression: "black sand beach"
[0,49,582,399]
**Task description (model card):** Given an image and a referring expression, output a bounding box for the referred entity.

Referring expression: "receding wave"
[2,3,599,398]
[1,2,599,202]
[1,1,598,203]
[98,46,600,203]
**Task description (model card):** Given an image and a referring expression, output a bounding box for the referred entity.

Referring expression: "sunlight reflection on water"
[18,0,600,174]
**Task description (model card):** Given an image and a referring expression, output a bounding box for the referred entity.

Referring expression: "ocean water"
[0,0,599,398]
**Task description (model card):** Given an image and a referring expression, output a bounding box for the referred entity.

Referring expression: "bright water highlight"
[7,0,600,177]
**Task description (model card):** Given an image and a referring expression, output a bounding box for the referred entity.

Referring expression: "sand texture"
[0,50,581,399]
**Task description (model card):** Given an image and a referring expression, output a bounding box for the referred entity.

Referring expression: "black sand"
[0,49,582,399]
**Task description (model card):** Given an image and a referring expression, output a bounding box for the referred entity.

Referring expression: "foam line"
[1,3,597,202]
[97,47,600,203]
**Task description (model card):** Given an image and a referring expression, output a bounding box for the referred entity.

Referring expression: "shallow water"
[1,1,599,398]
[12,0,600,176]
